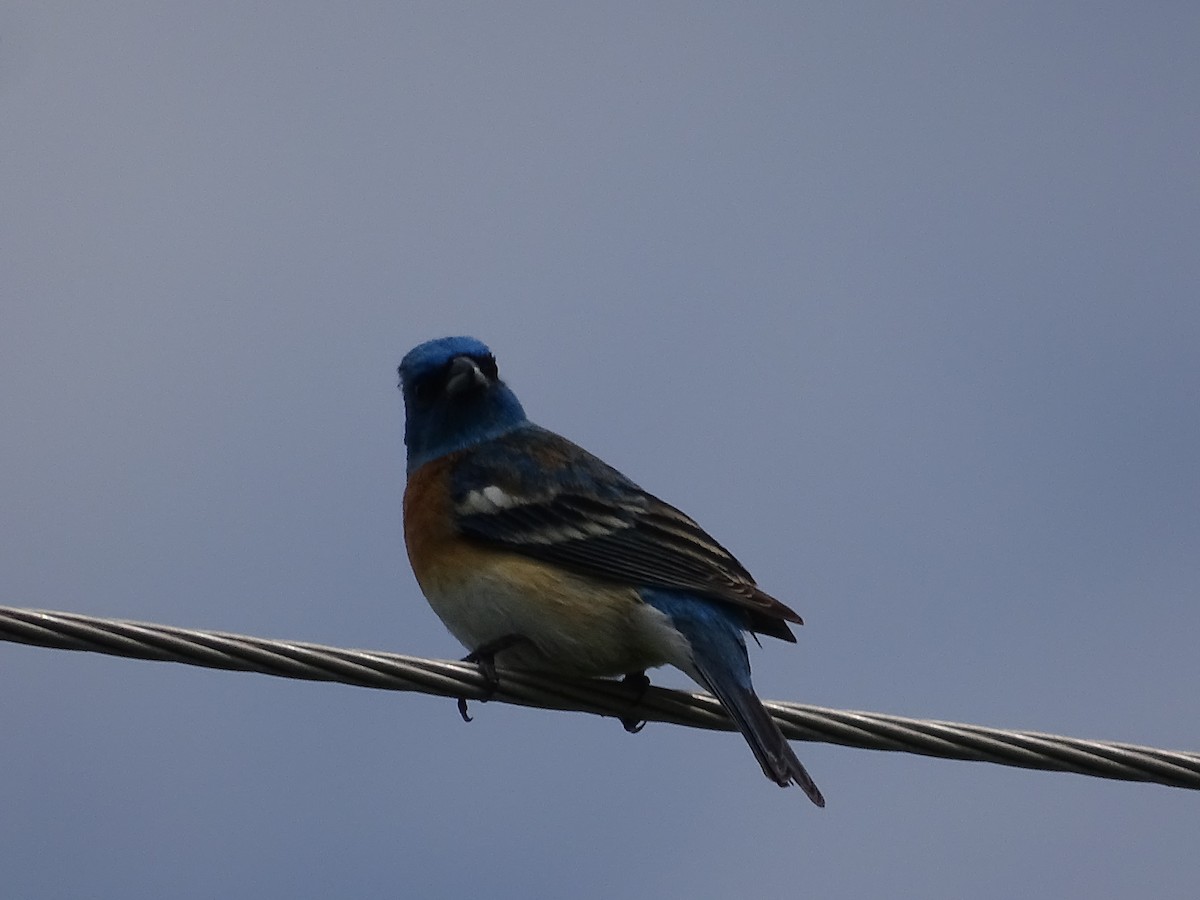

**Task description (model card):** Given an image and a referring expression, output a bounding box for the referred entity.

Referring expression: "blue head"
[398,336,529,471]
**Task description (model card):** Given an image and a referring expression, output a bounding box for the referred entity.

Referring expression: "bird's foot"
[457,634,530,723]
[619,671,651,734]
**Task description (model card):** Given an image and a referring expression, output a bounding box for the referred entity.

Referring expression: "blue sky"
[2,4,1197,898]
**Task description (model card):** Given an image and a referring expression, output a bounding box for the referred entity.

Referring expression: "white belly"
[418,550,690,678]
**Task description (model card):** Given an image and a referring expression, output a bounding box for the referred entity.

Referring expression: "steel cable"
[3,605,1196,792]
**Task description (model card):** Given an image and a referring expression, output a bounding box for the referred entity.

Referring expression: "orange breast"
[403,456,461,587]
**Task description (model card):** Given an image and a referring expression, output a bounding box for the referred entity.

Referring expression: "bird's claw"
[456,633,528,723]
[619,671,651,734]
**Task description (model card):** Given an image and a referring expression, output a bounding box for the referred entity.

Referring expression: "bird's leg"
[619,671,651,734]
[457,633,530,723]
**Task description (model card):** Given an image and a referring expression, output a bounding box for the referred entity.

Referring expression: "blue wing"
[448,426,802,642]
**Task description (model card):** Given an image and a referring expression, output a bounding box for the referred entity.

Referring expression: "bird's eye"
[412,375,440,405]
[478,354,499,380]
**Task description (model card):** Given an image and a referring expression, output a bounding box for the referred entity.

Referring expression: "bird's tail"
[640,588,824,807]
[692,654,826,808]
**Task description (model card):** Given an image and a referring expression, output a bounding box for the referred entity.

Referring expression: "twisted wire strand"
[3,605,1197,792]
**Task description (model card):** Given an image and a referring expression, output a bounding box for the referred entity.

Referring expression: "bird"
[398,335,824,806]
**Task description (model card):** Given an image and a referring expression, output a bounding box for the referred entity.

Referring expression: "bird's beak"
[445,356,488,396]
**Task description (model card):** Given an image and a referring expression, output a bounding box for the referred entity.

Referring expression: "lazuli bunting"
[398,336,824,806]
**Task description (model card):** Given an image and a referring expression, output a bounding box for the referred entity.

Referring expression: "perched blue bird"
[399,336,824,806]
